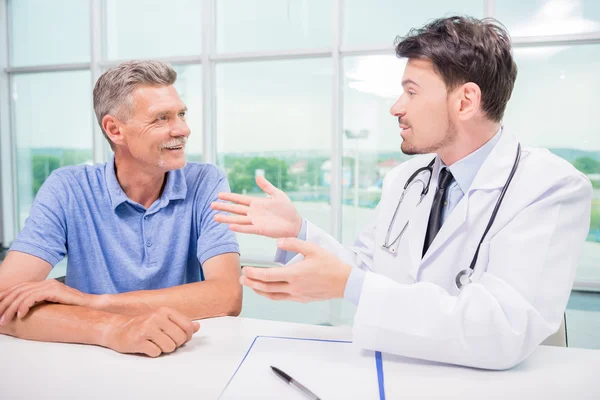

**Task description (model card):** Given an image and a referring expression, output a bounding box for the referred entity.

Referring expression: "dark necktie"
[423,168,454,257]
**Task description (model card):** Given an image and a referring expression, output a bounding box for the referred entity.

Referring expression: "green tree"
[245,157,290,191]
[32,155,61,196]
[573,156,600,174]
[227,161,254,194]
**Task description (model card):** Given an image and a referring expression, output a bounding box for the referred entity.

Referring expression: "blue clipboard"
[219,335,386,400]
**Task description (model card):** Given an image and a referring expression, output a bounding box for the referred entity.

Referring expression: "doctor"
[211,16,592,369]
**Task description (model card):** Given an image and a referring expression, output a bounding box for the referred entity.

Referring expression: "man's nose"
[171,119,190,137]
[389,95,406,117]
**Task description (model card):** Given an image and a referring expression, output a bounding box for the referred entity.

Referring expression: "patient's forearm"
[97,279,242,319]
[0,303,118,346]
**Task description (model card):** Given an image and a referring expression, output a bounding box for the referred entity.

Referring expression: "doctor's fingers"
[217,192,253,206]
[241,275,291,293]
[214,214,253,225]
[242,265,297,283]
[255,175,282,197]
[276,237,321,257]
[252,288,292,301]
[210,201,250,216]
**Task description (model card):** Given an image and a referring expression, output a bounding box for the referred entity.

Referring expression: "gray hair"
[93,60,177,147]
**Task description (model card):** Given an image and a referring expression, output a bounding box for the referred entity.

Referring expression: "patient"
[0,60,241,357]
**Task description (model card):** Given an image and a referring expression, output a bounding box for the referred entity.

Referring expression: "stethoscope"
[382,143,522,291]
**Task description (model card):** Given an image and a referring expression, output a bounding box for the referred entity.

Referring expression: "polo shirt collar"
[106,155,187,211]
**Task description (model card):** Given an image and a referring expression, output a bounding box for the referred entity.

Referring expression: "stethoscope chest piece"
[455,269,473,291]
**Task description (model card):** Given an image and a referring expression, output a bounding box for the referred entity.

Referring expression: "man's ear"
[102,114,124,146]
[456,82,481,121]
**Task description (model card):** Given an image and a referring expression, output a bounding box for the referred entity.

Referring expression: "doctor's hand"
[241,238,352,302]
[0,280,98,326]
[211,175,302,238]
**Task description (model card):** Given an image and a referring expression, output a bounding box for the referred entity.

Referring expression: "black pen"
[270,366,321,400]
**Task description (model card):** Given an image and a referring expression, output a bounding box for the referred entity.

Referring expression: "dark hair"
[395,16,517,122]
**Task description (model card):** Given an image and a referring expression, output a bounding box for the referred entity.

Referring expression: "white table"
[1,316,599,399]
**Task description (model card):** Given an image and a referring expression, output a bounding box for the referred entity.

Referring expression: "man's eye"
[178,112,186,117]
[156,116,168,122]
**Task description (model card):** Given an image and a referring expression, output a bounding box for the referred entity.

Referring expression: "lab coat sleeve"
[273,214,371,305]
[303,215,378,271]
[352,173,593,370]
[273,204,381,272]
[274,219,308,264]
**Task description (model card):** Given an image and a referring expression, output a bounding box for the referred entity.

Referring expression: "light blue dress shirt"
[278,128,503,305]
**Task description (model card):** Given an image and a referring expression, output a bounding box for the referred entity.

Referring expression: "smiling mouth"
[164,145,184,151]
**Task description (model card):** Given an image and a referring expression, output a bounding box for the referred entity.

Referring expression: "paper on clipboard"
[218,336,384,399]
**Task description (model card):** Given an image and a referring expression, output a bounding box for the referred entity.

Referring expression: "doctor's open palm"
[211,175,302,238]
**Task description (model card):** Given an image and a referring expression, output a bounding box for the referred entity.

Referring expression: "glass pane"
[9,0,90,67]
[566,291,600,349]
[12,71,93,229]
[216,59,332,261]
[496,0,600,37]
[105,0,202,60]
[504,43,600,283]
[172,65,203,161]
[343,0,484,48]
[341,55,407,246]
[216,0,332,53]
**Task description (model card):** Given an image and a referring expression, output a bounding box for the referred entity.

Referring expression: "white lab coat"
[287,130,592,369]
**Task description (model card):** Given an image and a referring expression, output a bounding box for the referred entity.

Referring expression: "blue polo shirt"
[9,158,240,294]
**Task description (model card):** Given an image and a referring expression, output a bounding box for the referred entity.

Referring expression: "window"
[216,0,332,52]
[343,0,483,48]
[495,0,600,37]
[504,43,600,283]
[11,71,93,229]
[105,0,202,60]
[172,64,203,160]
[9,0,90,66]
[341,55,406,245]
[216,58,332,260]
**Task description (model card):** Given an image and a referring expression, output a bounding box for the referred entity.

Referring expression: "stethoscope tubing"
[382,143,522,289]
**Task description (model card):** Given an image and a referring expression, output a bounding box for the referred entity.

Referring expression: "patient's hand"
[211,175,302,239]
[0,280,96,325]
[103,306,200,357]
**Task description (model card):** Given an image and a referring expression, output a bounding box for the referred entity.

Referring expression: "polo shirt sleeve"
[196,167,240,265]
[9,171,68,267]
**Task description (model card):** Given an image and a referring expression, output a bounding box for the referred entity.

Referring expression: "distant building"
[320,160,352,187]
[289,160,308,174]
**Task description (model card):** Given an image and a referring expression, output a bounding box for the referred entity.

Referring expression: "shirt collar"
[106,154,187,211]
[442,127,503,194]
